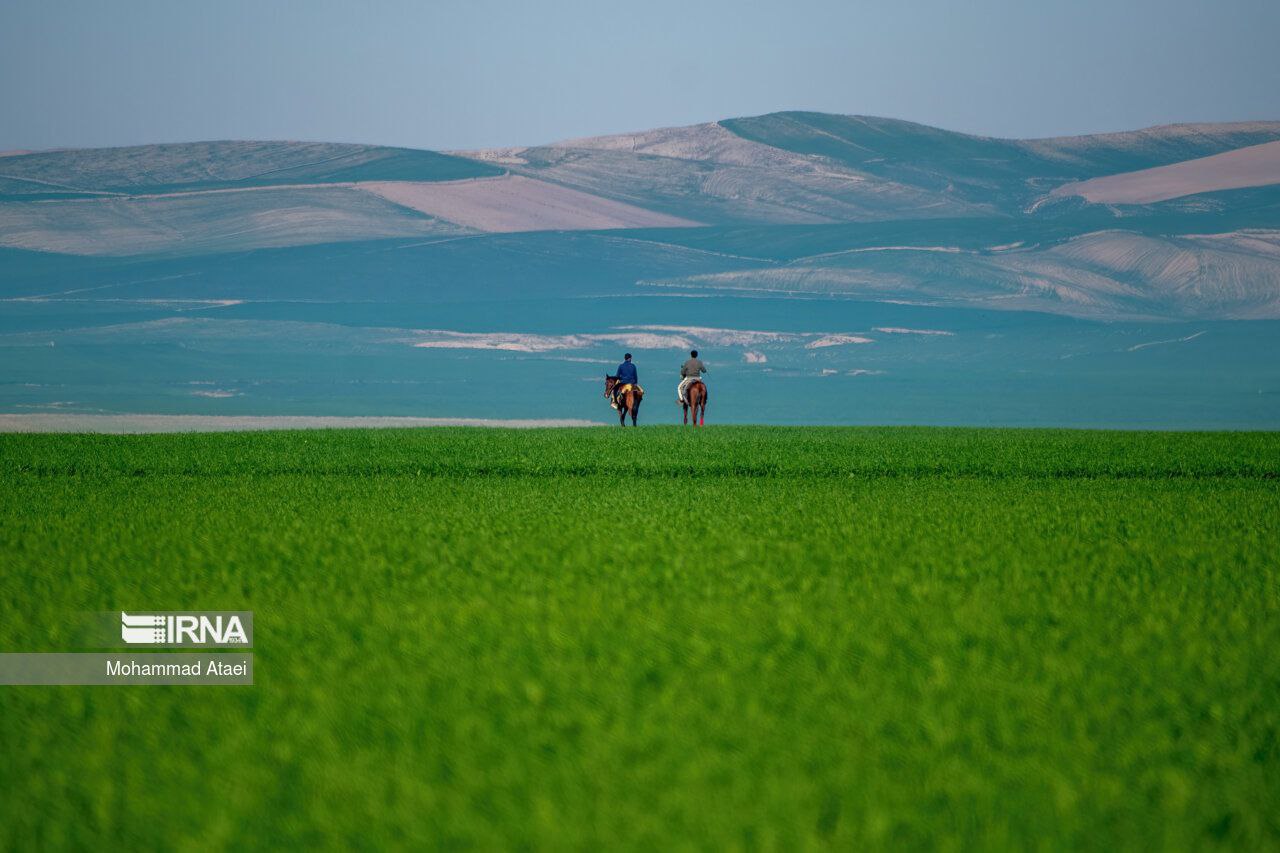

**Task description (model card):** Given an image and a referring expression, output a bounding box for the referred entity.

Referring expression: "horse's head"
[604,374,618,397]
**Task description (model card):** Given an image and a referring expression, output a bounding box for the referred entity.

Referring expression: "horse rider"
[613,353,638,406]
[616,353,639,386]
[677,349,707,404]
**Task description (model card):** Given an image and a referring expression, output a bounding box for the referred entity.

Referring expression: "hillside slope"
[720,112,1280,212]
[462,121,986,224]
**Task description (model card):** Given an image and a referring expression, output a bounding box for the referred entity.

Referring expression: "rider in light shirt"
[678,349,706,403]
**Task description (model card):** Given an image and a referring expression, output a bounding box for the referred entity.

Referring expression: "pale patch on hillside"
[1051,140,1280,204]
[806,334,875,348]
[613,324,796,346]
[410,329,697,352]
[360,175,699,232]
[1035,230,1280,314]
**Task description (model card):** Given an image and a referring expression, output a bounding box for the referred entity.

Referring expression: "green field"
[2,427,1278,849]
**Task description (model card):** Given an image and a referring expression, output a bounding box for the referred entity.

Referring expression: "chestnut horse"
[682,380,707,426]
[604,375,643,427]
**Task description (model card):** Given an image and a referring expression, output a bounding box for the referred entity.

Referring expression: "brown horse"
[682,380,707,426]
[604,374,643,426]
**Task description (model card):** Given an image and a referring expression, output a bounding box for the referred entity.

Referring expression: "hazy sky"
[2,0,1277,151]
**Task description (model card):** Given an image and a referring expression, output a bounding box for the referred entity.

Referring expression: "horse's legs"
[631,399,640,426]
[682,403,688,425]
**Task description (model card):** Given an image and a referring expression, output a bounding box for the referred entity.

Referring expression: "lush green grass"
[2,427,1278,849]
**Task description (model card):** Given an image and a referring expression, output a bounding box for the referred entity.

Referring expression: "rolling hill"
[0,141,502,198]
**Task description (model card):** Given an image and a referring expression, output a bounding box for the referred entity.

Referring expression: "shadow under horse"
[604,375,643,427]
[683,380,707,426]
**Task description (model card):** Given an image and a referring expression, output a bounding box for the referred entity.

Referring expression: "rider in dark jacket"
[616,353,638,386]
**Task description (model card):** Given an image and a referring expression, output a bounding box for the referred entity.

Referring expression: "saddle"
[678,378,706,404]
[610,383,642,410]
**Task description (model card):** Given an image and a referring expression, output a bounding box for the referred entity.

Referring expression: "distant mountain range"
[2,113,1279,428]
[2,112,1279,320]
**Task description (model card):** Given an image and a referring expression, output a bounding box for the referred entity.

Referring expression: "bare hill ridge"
[2,113,1280,318]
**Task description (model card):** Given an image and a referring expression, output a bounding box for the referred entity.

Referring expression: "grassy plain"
[1,427,1278,849]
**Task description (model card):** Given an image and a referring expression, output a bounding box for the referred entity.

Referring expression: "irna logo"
[120,612,251,646]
